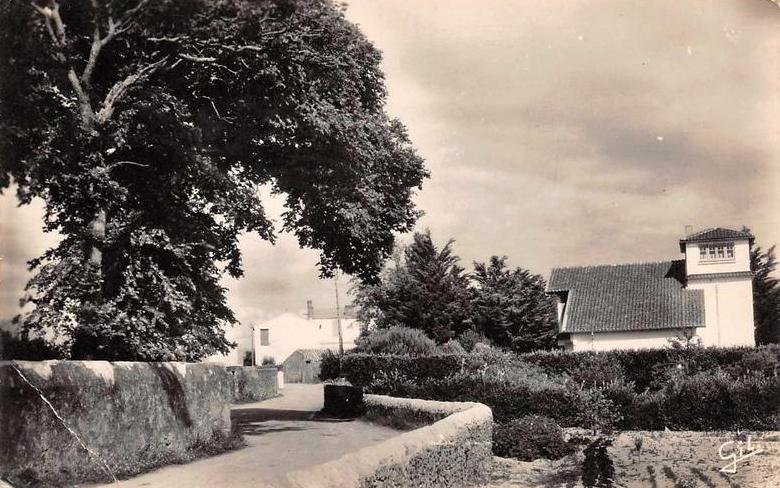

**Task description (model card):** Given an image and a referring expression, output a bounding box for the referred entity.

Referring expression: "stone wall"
[227,366,278,403]
[0,360,236,486]
[285,395,493,488]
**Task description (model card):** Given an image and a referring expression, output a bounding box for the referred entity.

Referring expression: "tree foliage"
[470,256,557,352]
[0,0,426,360]
[751,244,780,344]
[352,230,472,343]
[352,231,558,350]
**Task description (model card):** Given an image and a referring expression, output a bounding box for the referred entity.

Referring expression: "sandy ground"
[481,430,780,488]
[87,384,400,488]
[609,430,780,488]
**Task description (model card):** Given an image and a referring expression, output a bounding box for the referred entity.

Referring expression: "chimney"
[684,225,693,237]
[306,300,314,320]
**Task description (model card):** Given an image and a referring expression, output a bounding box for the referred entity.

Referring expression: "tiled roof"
[308,307,357,320]
[290,348,328,361]
[547,260,704,334]
[679,228,754,252]
[682,227,754,242]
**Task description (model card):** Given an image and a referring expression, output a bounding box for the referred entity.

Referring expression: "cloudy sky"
[1,0,778,335]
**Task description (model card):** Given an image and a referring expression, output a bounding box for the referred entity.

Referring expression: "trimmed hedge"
[319,349,526,388]
[324,346,780,431]
[520,345,780,391]
[320,353,467,387]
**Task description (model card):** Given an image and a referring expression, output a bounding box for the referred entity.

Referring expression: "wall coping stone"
[284,395,493,488]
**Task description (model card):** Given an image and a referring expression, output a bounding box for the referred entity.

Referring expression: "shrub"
[659,369,780,430]
[732,348,780,377]
[337,353,465,388]
[493,415,572,461]
[566,354,626,388]
[319,349,342,381]
[576,388,623,435]
[0,330,64,360]
[521,345,780,392]
[260,356,275,366]
[354,326,438,357]
[439,339,467,355]
[457,329,490,352]
[334,346,780,431]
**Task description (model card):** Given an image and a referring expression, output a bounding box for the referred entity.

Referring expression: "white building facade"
[253,303,361,365]
[547,228,755,351]
[205,301,361,366]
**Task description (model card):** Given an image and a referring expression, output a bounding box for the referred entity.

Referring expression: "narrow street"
[90,385,400,488]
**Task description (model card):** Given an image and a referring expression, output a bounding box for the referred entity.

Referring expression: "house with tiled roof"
[546,228,755,351]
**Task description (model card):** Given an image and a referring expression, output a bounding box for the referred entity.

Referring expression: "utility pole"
[334,270,344,355]
[250,324,256,366]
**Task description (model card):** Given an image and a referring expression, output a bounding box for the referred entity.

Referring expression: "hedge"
[320,347,540,386]
[320,353,465,386]
[520,345,780,391]
[323,346,780,431]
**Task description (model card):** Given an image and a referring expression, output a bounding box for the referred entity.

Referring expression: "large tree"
[470,256,557,352]
[0,0,426,360]
[352,230,472,343]
[751,244,780,344]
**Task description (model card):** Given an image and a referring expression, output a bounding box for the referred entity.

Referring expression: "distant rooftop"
[547,260,704,334]
[306,304,356,320]
[679,227,754,251]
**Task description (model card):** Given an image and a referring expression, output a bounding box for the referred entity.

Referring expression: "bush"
[336,353,464,388]
[457,330,490,352]
[0,330,64,360]
[319,349,342,381]
[566,354,626,388]
[439,339,467,355]
[493,416,572,461]
[660,369,780,430]
[576,388,623,435]
[354,326,438,357]
[331,345,780,431]
[521,345,780,392]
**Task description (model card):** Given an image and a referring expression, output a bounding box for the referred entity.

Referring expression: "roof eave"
[679,235,755,252]
[566,323,705,334]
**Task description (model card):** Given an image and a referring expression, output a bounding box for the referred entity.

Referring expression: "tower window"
[699,243,734,262]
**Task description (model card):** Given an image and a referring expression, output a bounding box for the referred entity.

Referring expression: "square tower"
[679,228,755,347]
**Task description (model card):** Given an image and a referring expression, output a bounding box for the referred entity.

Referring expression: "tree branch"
[96,57,168,124]
[178,53,217,63]
[32,1,97,128]
[82,0,147,87]
[108,161,150,170]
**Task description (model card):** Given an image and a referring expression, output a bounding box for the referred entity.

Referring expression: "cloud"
[1,0,778,322]
[345,0,780,274]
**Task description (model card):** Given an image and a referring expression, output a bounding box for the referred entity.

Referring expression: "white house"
[253,301,361,364]
[546,228,755,351]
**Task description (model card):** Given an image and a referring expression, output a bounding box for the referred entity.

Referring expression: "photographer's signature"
[719,435,764,474]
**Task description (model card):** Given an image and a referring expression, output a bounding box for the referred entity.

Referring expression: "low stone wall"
[285,395,493,488]
[0,360,236,486]
[227,366,278,403]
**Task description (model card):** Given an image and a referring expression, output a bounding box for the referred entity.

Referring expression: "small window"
[699,242,735,262]
[259,328,270,346]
